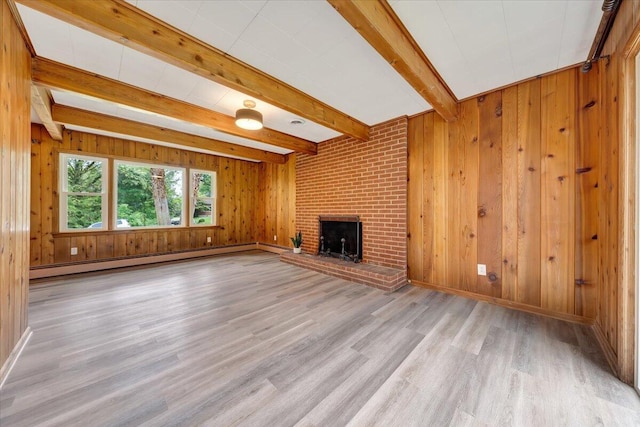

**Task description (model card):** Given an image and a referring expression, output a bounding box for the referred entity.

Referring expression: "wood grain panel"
[1,0,31,376]
[599,51,620,354]
[255,155,296,248]
[476,92,502,297]
[517,79,542,307]
[612,0,640,384]
[407,66,601,323]
[460,100,479,293]
[540,70,576,314]
[421,114,435,284]
[432,115,448,286]
[446,110,464,290]
[30,125,42,265]
[501,86,518,300]
[30,124,259,268]
[575,65,601,318]
[407,114,424,280]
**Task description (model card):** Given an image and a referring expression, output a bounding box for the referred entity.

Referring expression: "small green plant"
[290,231,303,248]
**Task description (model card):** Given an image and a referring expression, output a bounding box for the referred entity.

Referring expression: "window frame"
[189,169,217,227]
[59,153,109,232]
[113,159,187,230]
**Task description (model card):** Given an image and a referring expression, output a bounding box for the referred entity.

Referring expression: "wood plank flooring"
[1,251,639,426]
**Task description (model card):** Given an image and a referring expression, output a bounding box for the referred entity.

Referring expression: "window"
[190,170,216,226]
[115,160,185,228]
[59,153,108,231]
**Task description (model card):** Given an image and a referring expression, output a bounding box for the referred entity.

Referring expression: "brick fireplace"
[281,117,408,291]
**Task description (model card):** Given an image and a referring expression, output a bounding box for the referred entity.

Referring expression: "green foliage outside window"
[116,163,183,227]
[191,171,216,226]
[64,157,105,229]
[61,154,212,231]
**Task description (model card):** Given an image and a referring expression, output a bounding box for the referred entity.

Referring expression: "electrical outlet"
[477,264,487,276]
[207,236,211,243]
[273,235,277,241]
[70,247,78,256]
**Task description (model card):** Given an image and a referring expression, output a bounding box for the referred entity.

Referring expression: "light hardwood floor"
[1,251,639,426]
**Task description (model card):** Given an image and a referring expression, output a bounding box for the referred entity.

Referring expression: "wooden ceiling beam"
[328,0,459,122]
[16,0,370,140]
[31,85,63,140]
[32,57,317,155]
[52,105,286,164]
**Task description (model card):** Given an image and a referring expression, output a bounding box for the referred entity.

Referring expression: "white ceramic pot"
[293,247,302,254]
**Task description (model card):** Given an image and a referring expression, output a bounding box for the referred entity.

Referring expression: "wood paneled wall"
[596,0,640,383]
[408,66,601,322]
[255,155,296,247]
[1,0,31,376]
[30,125,259,267]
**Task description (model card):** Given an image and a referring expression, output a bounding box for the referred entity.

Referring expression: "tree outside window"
[59,154,108,231]
[115,161,185,228]
[190,170,216,226]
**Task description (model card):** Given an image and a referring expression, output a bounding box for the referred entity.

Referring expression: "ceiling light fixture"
[235,100,263,130]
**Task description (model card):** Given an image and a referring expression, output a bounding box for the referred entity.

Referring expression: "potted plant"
[290,231,303,253]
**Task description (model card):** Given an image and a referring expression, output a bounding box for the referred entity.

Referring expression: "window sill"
[54,225,222,238]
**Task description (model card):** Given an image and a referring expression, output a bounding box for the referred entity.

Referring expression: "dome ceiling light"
[235,100,263,130]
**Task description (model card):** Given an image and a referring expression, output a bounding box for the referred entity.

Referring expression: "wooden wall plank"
[501,86,519,300]
[477,91,503,297]
[1,0,31,371]
[446,108,464,289]
[40,127,56,265]
[96,234,114,259]
[432,115,448,286]
[421,114,435,283]
[575,64,601,318]
[540,70,576,314]
[30,126,42,266]
[255,163,266,243]
[460,99,479,292]
[599,51,620,351]
[517,79,542,306]
[407,114,424,280]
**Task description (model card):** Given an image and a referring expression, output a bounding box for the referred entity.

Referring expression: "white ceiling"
[17,0,603,158]
[389,0,603,100]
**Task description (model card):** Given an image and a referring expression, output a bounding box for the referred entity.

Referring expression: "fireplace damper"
[318,216,362,262]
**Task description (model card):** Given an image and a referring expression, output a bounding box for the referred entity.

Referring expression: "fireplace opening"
[318,216,362,263]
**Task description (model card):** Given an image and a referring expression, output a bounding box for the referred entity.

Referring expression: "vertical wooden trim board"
[0,0,31,377]
[615,4,640,384]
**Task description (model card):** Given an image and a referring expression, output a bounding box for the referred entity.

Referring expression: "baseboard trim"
[256,242,290,254]
[29,244,259,279]
[410,279,594,325]
[0,327,32,390]
[592,322,619,377]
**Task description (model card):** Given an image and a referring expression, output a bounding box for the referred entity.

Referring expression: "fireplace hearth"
[318,216,362,263]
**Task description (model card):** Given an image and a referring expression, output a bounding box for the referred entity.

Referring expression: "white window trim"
[59,153,109,232]
[189,169,217,227]
[113,159,187,229]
